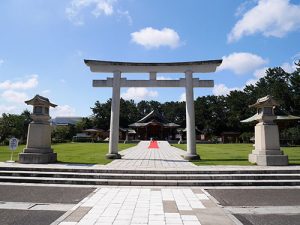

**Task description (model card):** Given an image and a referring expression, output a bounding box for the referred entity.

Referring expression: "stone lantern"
[241,95,288,166]
[19,95,57,164]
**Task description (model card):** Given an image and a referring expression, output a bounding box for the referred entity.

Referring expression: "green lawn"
[0,143,136,164]
[1,143,299,165]
[173,144,300,166]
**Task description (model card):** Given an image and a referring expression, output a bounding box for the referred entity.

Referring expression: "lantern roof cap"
[249,95,279,108]
[25,95,57,107]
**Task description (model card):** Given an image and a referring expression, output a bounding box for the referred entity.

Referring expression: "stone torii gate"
[84,59,222,160]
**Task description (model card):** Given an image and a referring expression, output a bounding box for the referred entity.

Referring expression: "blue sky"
[0,0,299,117]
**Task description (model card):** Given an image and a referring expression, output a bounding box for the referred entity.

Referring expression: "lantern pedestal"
[249,122,288,166]
[19,122,57,164]
[19,95,57,164]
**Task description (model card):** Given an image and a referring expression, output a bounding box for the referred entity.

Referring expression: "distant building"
[129,110,180,140]
[50,117,83,127]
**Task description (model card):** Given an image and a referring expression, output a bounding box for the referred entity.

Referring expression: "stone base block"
[106,153,121,159]
[248,153,257,163]
[184,153,200,161]
[249,153,288,166]
[19,152,57,164]
[23,147,54,154]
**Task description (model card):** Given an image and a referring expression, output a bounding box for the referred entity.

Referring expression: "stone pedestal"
[249,122,288,166]
[19,122,57,164]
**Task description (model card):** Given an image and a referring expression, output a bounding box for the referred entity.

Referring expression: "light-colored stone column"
[107,71,121,159]
[184,70,200,160]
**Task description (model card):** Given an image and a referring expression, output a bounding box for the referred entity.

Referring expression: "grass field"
[0,143,299,165]
[0,143,136,164]
[173,144,300,165]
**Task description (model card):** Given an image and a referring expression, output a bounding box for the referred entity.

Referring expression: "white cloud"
[179,93,186,102]
[92,0,114,17]
[121,88,158,101]
[1,90,28,103]
[157,76,172,80]
[117,10,132,25]
[213,84,241,96]
[0,59,4,66]
[235,0,256,17]
[66,0,116,25]
[246,67,268,85]
[281,62,297,73]
[0,105,17,115]
[218,52,268,75]
[51,105,76,117]
[228,0,300,42]
[131,27,181,49]
[0,74,38,90]
[42,89,51,95]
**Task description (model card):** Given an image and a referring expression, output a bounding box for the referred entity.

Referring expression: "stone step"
[1,166,300,174]
[0,176,299,186]
[1,170,300,181]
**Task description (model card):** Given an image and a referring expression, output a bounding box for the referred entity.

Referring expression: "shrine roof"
[137,110,165,123]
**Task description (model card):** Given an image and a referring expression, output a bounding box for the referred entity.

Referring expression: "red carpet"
[148,140,159,149]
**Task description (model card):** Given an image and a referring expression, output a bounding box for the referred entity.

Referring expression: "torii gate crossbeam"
[85,59,222,160]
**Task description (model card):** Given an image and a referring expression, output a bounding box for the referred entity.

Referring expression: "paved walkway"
[55,187,234,225]
[106,141,196,169]
[52,142,234,224]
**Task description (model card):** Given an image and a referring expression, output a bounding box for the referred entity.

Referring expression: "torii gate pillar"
[184,70,199,160]
[107,71,122,159]
[85,59,222,160]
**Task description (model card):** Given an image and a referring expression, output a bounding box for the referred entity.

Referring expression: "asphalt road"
[0,209,64,225]
[0,185,95,203]
[234,214,300,225]
[207,189,300,225]
[207,189,300,206]
[0,185,95,225]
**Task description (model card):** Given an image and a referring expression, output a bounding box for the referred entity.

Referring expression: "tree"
[91,100,111,130]
[119,99,139,128]
[226,91,253,132]
[75,117,94,133]
[51,126,72,143]
[0,113,26,143]
[137,100,152,117]
[21,109,32,141]
[290,61,300,115]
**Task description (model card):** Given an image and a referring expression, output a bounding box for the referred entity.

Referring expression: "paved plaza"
[106,141,196,169]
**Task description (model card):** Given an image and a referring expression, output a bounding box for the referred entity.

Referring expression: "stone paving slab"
[55,187,235,225]
[106,141,196,169]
